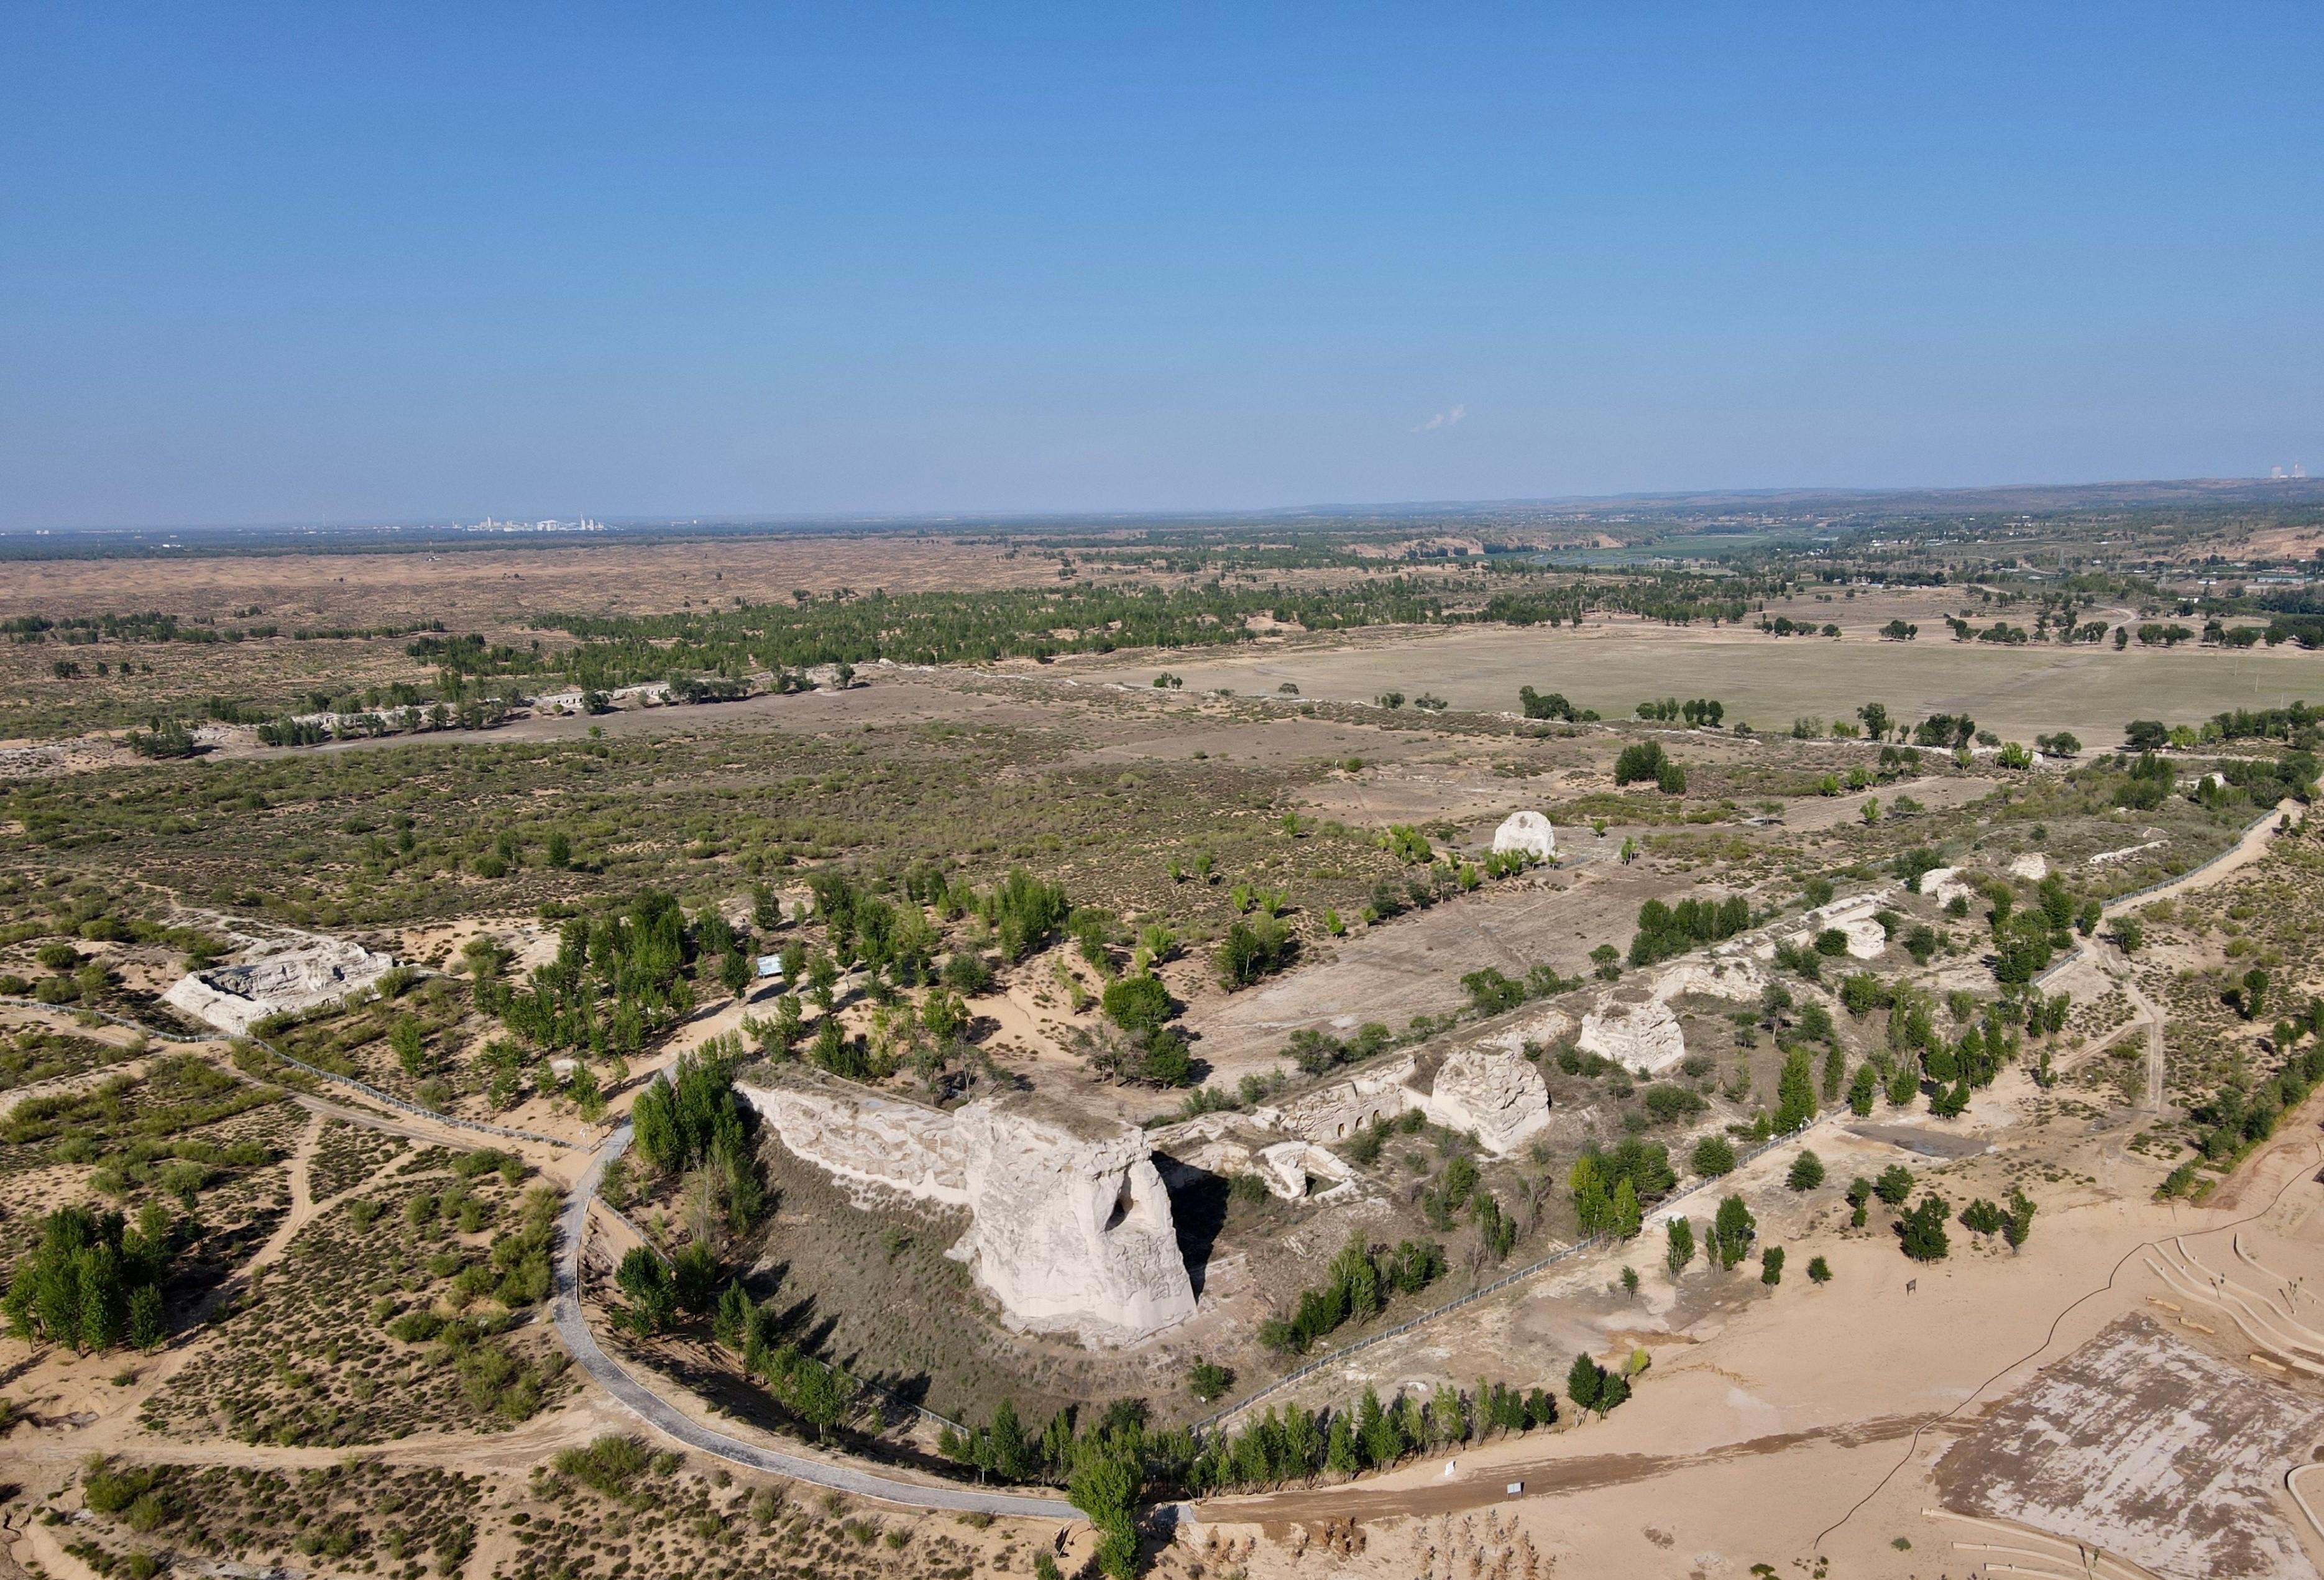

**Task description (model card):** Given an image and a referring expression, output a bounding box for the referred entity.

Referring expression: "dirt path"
[2118,970,2167,1113]
[1194,1412,1935,1526]
[178,1109,431,1330]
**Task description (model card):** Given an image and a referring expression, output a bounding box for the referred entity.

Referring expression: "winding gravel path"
[550,1121,1076,1518]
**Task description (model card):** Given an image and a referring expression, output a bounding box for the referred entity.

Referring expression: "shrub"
[1642,1085,1706,1124]
[1100,973,1173,1035]
[554,1435,653,1499]
[1691,1136,1736,1177]
[1612,740,1670,787]
[1786,1150,1825,1192]
[1216,917,1294,989]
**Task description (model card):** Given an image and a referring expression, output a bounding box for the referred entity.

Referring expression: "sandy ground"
[1182,1096,2324,1579]
[0,534,1072,627]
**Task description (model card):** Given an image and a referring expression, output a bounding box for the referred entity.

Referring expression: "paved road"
[549,1121,1077,1519]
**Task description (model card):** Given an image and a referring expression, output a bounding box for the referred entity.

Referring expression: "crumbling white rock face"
[1149,1113,1356,1201]
[1476,1004,1573,1058]
[163,940,396,1035]
[1252,1141,1357,1202]
[737,1083,1195,1344]
[1648,955,1767,1004]
[2009,853,2049,881]
[1147,1110,1264,1184]
[1421,1047,1551,1155]
[1757,890,1892,962]
[1834,916,1888,958]
[1491,810,1556,863]
[742,1085,968,1206]
[1918,866,1975,907]
[1577,995,1688,1075]
[1257,1055,1420,1144]
[952,1105,1196,1343]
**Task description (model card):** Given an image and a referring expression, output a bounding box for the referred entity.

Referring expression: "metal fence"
[2029,801,2290,992]
[1189,1111,1832,1433]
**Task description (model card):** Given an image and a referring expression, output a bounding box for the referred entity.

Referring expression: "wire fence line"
[2029,801,2291,993]
[1190,1112,1834,1434]
[0,995,579,1152]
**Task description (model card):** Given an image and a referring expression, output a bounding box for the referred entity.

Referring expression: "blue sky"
[3,4,2318,528]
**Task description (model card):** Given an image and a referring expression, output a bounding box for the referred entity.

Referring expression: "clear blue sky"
[4,4,2318,528]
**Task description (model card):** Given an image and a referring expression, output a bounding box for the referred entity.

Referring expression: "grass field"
[1076,615,2322,749]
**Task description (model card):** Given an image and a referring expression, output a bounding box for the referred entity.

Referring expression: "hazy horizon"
[14,473,2324,542]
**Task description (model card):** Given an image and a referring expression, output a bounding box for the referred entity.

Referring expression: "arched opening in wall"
[1105,1175,1134,1232]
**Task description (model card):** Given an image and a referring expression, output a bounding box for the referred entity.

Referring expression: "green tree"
[1885,1059,1921,1108]
[1786,1150,1825,1192]
[2002,1188,2036,1251]
[1664,1217,1695,1280]
[1610,1177,1642,1239]
[1215,917,1293,988]
[1760,1246,1785,1285]
[2,1206,171,1356]
[1566,1353,1603,1415]
[1612,740,1669,787]
[1711,1195,1757,1270]
[389,1016,428,1077]
[613,1247,677,1333]
[1898,1193,1951,1262]
[1101,973,1173,1035]
[1356,1386,1402,1469]
[1847,1062,1878,1115]
[1691,1135,1736,1177]
[1773,1047,1817,1132]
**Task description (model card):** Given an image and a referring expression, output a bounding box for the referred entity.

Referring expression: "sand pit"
[1936,1311,2324,1579]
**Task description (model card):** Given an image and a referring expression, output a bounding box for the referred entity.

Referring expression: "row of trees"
[1627,894,1752,968]
[934,1367,1579,1576]
[1183,1377,1558,1495]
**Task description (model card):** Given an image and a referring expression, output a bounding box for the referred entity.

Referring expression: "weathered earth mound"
[163,940,397,1034]
[738,1078,1196,1344]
